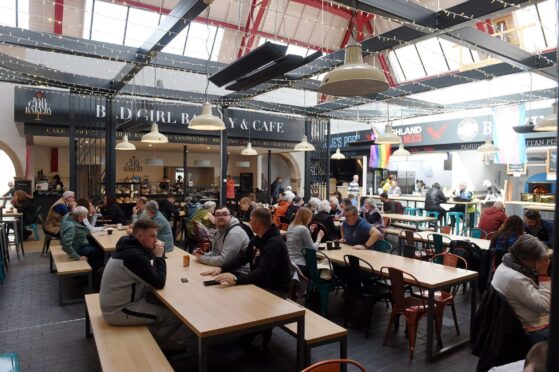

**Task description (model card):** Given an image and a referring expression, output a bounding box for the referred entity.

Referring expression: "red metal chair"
[302,359,366,372]
[380,266,442,359]
[192,221,211,252]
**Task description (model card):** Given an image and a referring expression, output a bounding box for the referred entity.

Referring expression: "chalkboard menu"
[14,180,32,194]
[507,164,526,175]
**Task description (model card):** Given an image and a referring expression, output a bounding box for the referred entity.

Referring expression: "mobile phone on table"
[203,280,220,286]
[181,277,189,283]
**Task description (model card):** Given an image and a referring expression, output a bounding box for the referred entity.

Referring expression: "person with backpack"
[379,192,403,214]
[194,205,251,274]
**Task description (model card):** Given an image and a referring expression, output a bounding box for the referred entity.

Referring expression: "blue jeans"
[76,244,104,273]
[526,328,549,344]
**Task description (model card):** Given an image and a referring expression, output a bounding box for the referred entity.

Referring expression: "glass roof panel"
[415,38,449,76]
[253,87,318,107]
[161,26,189,56]
[18,0,28,29]
[387,50,405,82]
[394,44,426,81]
[510,5,547,53]
[90,1,128,44]
[184,22,223,61]
[439,38,474,70]
[125,8,160,47]
[0,0,16,27]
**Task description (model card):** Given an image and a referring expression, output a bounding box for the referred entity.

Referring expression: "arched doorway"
[0,150,17,195]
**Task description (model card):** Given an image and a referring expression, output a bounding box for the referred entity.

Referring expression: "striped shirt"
[348,181,360,196]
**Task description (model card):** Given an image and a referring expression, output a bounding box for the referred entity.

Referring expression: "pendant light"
[241,112,257,155]
[294,135,315,152]
[534,102,558,131]
[375,105,401,144]
[141,123,168,143]
[331,147,346,159]
[477,138,499,153]
[190,3,225,131]
[392,143,410,157]
[115,134,136,150]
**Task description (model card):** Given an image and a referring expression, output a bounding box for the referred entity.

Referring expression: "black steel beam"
[332,0,436,29]
[444,27,553,71]
[105,99,116,196]
[0,25,224,75]
[219,107,228,206]
[110,0,208,91]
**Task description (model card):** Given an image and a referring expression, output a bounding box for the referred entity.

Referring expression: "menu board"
[507,164,526,175]
[14,180,32,194]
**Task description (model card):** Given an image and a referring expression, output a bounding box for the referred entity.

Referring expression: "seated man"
[45,190,76,235]
[478,201,507,236]
[341,205,382,250]
[201,207,292,298]
[159,193,180,222]
[523,210,554,247]
[60,206,104,274]
[100,219,183,351]
[131,197,148,224]
[144,200,174,252]
[448,182,473,226]
[195,205,250,274]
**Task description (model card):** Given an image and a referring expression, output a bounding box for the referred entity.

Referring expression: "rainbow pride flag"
[368,129,391,168]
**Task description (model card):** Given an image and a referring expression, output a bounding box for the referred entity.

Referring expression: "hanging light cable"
[331,120,345,159]
[241,111,257,155]
[142,57,168,143]
[375,103,401,144]
[189,3,225,131]
[391,111,408,157]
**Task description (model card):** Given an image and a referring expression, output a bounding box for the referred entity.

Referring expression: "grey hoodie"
[198,217,250,273]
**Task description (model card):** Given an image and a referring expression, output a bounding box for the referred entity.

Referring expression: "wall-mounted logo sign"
[24,91,52,121]
[426,123,448,140]
[457,118,479,141]
[123,156,142,173]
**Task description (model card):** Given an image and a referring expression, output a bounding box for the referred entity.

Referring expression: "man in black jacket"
[201,207,291,297]
[424,182,448,222]
[159,193,180,221]
[99,219,183,350]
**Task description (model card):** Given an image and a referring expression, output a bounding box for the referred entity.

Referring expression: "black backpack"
[223,222,254,242]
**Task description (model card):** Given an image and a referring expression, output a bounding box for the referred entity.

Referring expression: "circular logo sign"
[457,118,479,141]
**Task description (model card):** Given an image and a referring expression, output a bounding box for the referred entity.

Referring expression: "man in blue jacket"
[524,209,554,248]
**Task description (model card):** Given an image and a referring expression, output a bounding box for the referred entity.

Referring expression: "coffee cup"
[107,229,113,235]
[117,223,123,230]
[334,240,341,249]
[326,241,333,250]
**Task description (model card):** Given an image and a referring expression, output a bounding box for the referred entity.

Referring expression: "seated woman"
[76,198,103,232]
[387,180,402,196]
[11,190,37,240]
[272,195,291,227]
[286,207,324,276]
[360,198,386,237]
[490,215,524,267]
[186,201,216,241]
[237,197,254,223]
[311,200,340,241]
[101,195,127,225]
[491,234,551,344]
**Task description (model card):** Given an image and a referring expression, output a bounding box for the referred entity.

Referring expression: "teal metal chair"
[468,228,487,239]
[24,206,41,241]
[426,233,452,263]
[447,211,465,235]
[373,240,392,254]
[404,207,419,216]
[0,353,20,372]
[423,210,439,230]
[304,248,334,317]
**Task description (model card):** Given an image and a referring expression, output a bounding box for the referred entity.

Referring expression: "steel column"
[219,107,228,206]
[104,99,116,196]
[267,150,272,204]
[326,119,331,198]
[68,96,77,191]
[183,145,188,196]
[303,119,311,202]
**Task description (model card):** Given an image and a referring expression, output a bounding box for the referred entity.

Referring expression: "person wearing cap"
[284,186,295,200]
[44,190,76,235]
[144,200,174,252]
[491,234,551,344]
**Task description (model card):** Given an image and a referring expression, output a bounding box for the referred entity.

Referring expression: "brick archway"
[277,152,302,195]
[0,141,24,177]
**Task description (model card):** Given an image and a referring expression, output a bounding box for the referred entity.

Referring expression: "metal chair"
[343,254,391,338]
[373,239,392,254]
[447,211,465,235]
[403,207,419,216]
[426,233,452,262]
[302,359,366,372]
[192,221,212,252]
[304,248,334,317]
[39,214,59,256]
[380,266,442,359]
[25,206,42,241]
[468,227,487,239]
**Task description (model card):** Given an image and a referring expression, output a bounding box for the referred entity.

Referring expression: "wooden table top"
[1,211,23,217]
[367,195,479,206]
[383,213,436,223]
[154,253,305,338]
[322,244,477,289]
[91,230,128,252]
[414,231,490,250]
[505,201,555,212]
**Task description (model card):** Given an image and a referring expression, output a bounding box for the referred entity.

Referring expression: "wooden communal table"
[383,213,437,231]
[90,229,128,262]
[155,253,305,372]
[322,244,478,361]
[414,231,490,250]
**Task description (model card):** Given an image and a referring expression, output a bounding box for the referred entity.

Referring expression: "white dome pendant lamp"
[189,102,226,131]
[294,135,315,152]
[115,134,136,150]
[331,147,346,160]
[141,123,168,143]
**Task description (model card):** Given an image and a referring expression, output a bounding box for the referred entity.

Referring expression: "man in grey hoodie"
[194,205,250,274]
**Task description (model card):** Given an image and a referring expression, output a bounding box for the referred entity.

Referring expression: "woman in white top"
[286,207,324,275]
[491,234,551,344]
[387,180,402,196]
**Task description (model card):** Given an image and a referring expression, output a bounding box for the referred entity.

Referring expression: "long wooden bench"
[49,245,92,306]
[282,300,348,366]
[85,294,173,372]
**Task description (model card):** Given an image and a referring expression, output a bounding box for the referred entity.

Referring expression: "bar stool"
[447,212,465,235]
[2,217,23,259]
[423,210,439,230]
[404,207,419,216]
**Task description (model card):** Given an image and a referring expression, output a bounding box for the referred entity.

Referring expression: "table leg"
[426,289,435,361]
[198,338,208,372]
[464,208,469,234]
[20,216,24,256]
[340,337,348,372]
[297,317,305,371]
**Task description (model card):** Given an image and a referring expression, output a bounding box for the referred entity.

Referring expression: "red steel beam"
[237,0,259,58]
[54,0,64,34]
[289,0,352,20]
[243,0,271,56]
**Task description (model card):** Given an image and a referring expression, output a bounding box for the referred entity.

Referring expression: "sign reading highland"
[15,86,305,146]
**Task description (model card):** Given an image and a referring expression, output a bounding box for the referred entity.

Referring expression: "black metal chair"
[39,214,59,256]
